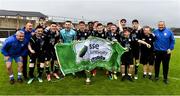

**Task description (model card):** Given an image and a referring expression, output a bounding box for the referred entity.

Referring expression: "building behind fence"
[0,9,180,38]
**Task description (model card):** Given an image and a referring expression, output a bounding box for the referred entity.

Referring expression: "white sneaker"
[27,78,34,84]
[86,78,91,83]
[53,73,60,79]
[38,77,43,83]
[113,74,118,80]
[86,78,91,85]
[47,74,51,81]
[134,76,138,80]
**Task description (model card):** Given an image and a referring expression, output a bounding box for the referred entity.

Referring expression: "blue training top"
[1,35,28,57]
[60,29,76,43]
[153,27,175,51]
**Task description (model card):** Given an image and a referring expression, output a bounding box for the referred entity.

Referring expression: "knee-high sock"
[38,67,44,78]
[54,64,59,73]
[135,64,138,75]
[29,67,35,78]
[45,67,50,74]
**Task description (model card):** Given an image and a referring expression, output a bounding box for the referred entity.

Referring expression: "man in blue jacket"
[153,21,175,84]
[20,22,35,79]
[1,31,28,84]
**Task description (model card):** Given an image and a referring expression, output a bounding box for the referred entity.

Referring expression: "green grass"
[0,39,180,95]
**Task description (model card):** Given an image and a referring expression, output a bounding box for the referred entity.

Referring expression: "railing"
[0,29,16,38]
[48,15,112,24]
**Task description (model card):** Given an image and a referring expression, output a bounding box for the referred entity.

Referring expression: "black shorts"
[121,51,133,65]
[132,49,140,60]
[140,53,154,65]
[51,50,57,60]
[44,49,57,61]
[44,52,51,61]
[29,53,45,63]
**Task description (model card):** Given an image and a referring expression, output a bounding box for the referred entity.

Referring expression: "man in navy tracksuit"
[20,22,35,79]
[153,21,175,84]
[1,31,28,84]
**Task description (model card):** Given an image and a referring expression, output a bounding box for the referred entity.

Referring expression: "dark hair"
[94,21,99,23]
[35,25,44,30]
[111,24,117,27]
[97,23,103,27]
[79,21,85,25]
[88,21,94,25]
[107,22,113,26]
[132,19,139,24]
[120,19,126,23]
[123,27,132,32]
[65,20,72,23]
[39,17,45,20]
[51,22,57,25]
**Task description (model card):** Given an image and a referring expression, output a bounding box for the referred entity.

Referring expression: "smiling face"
[120,20,126,27]
[36,28,43,37]
[143,27,151,35]
[50,24,57,32]
[123,30,130,38]
[88,23,94,31]
[93,21,99,30]
[111,25,117,33]
[25,22,33,32]
[79,23,86,32]
[107,23,113,31]
[132,22,139,29]
[97,25,104,33]
[158,21,165,31]
[16,31,25,41]
[64,22,72,31]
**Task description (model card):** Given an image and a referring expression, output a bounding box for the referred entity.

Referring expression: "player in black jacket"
[27,25,46,84]
[44,22,60,81]
[76,21,91,41]
[120,27,151,81]
[140,26,155,79]
[131,19,143,79]
[106,24,120,80]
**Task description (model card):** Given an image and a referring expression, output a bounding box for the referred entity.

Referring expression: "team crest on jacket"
[102,34,104,37]
[164,33,167,36]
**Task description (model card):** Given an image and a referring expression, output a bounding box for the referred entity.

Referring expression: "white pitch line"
[159,75,180,81]
[175,36,180,38]
[168,76,180,81]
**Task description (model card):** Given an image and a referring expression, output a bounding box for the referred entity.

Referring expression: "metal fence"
[0,29,16,38]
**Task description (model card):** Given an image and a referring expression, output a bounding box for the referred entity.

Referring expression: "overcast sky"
[0,0,180,27]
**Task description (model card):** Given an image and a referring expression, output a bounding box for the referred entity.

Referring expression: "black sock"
[51,61,54,72]
[29,67,35,78]
[38,67,44,78]
[135,65,138,75]
[45,67,50,74]
[54,65,59,73]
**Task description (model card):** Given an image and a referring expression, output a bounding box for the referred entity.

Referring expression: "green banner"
[55,37,125,76]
